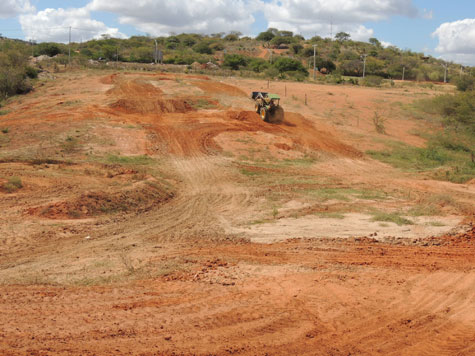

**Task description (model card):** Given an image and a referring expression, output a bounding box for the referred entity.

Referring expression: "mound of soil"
[27,181,173,219]
[107,79,163,97]
[195,81,247,97]
[223,110,361,158]
[100,74,118,85]
[110,97,194,115]
[107,77,194,115]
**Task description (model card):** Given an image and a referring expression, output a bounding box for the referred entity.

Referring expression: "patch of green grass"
[316,212,345,219]
[191,98,215,109]
[367,138,475,183]
[0,110,10,116]
[302,188,351,202]
[2,176,23,193]
[407,204,440,216]
[1,127,9,134]
[425,221,445,227]
[240,168,262,176]
[371,211,414,226]
[104,154,155,165]
[299,187,387,202]
[63,100,81,106]
[61,136,81,153]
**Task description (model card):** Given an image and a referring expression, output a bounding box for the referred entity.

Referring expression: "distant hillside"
[2,29,475,84]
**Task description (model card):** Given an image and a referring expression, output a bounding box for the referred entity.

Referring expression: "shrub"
[3,177,23,193]
[372,111,386,134]
[25,66,38,79]
[455,75,475,92]
[193,42,213,54]
[248,58,270,73]
[272,57,308,75]
[36,42,62,57]
[362,75,384,87]
[223,54,248,70]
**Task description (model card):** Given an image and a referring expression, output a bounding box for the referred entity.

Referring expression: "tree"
[193,41,213,54]
[166,36,180,49]
[335,32,350,41]
[291,43,303,54]
[248,58,270,73]
[37,42,62,57]
[222,54,248,70]
[273,57,308,75]
[224,34,239,41]
[256,30,276,42]
[270,36,295,46]
[369,37,381,47]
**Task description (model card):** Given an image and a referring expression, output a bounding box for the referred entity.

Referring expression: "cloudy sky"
[0,0,474,65]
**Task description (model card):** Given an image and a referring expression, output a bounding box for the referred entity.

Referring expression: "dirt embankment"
[108,78,194,115]
[27,179,173,219]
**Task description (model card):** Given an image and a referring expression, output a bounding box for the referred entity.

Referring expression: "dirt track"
[0,70,474,355]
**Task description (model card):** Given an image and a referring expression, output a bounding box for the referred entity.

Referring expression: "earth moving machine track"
[252,91,284,123]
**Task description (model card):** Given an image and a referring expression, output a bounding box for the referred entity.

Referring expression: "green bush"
[193,42,213,54]
[248,58,270,73]
[0,46,32,98]
[3,176,23,193]
[361,75,384,87]
[455,75,475,92]
[25,66,38,79]
[223,54,248,70]
[272,57,308,75]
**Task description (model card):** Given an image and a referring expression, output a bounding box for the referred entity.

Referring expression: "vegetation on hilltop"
[2,28,471,83]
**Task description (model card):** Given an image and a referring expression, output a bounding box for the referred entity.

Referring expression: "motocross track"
[0,70,474,356]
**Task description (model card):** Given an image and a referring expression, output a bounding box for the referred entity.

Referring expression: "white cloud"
[0,0,34,19]
[88,0,259,36]
[433,19,475,65]
[19,7,126,42]
[380,40,394,48]
[262,0,417,39]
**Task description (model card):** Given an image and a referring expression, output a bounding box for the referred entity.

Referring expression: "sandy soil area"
[0,69,473,355]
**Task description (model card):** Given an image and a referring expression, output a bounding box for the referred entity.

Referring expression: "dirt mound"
[222,110,361,158]
[110,97,194,115]
[107,78,163,97]
[107,77,194,115]
[27,181,173,219]
[280,112,362,157]
[100,74,118,85]
[195,81,247,96]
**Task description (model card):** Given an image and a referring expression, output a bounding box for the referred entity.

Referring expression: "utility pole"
[68,26,71,67]
[362,54,368,78]
[330,16,333,40]
[460,65,463,77]
[442,63,448,83]
[313,44,317,80]
[154,40,158,64]
[402,66,405,81]
[68,26,71,66]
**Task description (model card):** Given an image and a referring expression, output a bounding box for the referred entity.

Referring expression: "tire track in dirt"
[108,155,256,242]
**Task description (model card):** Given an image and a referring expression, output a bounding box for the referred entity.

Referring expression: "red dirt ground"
[0,70,473,356]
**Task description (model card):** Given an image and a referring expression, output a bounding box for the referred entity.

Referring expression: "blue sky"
[1,0,474,65]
